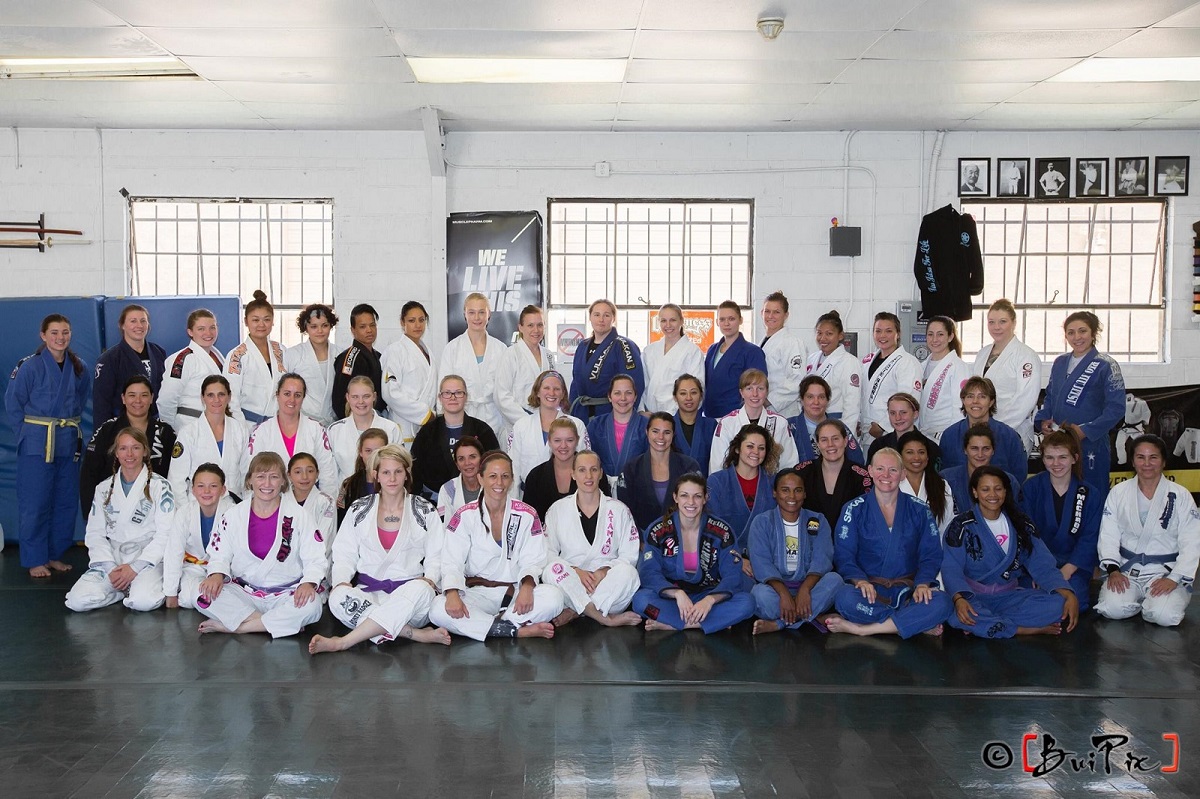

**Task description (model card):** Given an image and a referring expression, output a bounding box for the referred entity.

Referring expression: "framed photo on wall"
[1155,156,1189,196]
[958,158,989,197]
[996,158,1030,197]
[1075,158,1108,197]
[1034,158,1069,198]
[1115,158,1149,196]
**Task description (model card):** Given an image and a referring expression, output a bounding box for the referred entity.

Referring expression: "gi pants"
[17,455,79,568]
[429,584,565,641]
[542,560,639,616]
[833,582,952,638]
[1096,571,1191,627]
[329,581,436,643]
[65,564,165,613]
[632,586,755,634]
[947,588,1065,639]
[751,573,842,628]
[196,581,325,638]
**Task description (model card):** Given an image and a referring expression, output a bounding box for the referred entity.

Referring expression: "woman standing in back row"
[972,299,1041,452]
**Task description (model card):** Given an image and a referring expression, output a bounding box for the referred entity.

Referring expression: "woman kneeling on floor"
[429,452,565,640]
[195,451,328,637]
[310,445,450,653]
[633,473,755,633]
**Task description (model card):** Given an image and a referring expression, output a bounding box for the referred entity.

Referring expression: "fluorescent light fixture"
[0,56,196,80]
[409,57,625,83]
[1050,57,1200,82]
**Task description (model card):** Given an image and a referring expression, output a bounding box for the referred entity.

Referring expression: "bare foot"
[753,619,782,635]
[824,615,880,636]
[198,619,232,635]
[602,610,644,627]
[309,635,345,654]
[1017,622,1062,636]
[922,623,944,637]
[29,565,52,578]
[410,626,452,646]
[552,608,578,627]
[47,560,73,573]
[644,618,676,631]
[516,622,555,639]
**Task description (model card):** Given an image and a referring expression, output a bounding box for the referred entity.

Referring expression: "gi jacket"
[640,512,744,598]
[913,204,983,321]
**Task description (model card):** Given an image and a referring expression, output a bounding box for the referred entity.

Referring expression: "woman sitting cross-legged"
[541,451,643,628]
[309,445,450,653]
[943,466,1078,637]
[633,473,755,633]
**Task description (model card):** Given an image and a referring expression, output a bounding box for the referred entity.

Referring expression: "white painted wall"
[1,127,1197,386]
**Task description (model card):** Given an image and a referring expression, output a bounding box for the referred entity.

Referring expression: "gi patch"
[849,373,860,387]
[172,441,184,459]
[1022,362,1033,379]
[94,362,104,379]
[643,551,653,561]
[806,518,821,536]
[170,349,191,379]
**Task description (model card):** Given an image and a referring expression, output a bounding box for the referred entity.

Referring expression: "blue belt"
[1119,546,1177,571]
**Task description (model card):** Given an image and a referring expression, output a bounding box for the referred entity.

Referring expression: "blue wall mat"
[0,296,105,544]
[101,295,243,355]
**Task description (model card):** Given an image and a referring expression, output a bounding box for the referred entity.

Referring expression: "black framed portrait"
[996,158,1030,197]
[1115,158,1149,196]
[1074,158,1108,197]
[1155,156,1189,196]
[958,158,989,197]
[1034,158,1069,199]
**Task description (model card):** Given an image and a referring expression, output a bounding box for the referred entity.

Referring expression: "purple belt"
[965,576,1018,597]
[357,574,413,594]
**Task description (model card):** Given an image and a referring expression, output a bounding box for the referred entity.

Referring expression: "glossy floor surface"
[1,545,1197,798]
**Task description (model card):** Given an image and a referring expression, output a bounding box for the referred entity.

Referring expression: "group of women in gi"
[6,288,1196,651]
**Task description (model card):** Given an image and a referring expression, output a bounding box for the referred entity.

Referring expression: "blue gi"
[1034,348,1124,500]
[634,512,755,633]
[703,335,767,419]
[833,491,952,637]
[5,348,92,568]
[939,417,1028,480]
[748,507,842,628]
[1020,472,1102,611]
[569,330,645,421]
[621,450,701,533]
[673,412,717,475]
[942,507,1072,638]
[941,465,1023,517]
[92,338,166,424]
[706,465,777,555]
[788,415,865,466]
[586,412,650,493]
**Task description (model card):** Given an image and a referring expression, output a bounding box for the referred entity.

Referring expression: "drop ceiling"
[2,0,1200,131]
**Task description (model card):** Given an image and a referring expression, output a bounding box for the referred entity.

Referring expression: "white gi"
[247,415,338,493]
[972,338,1042,451]
[805,345,861,435]
[1174,429,1200,464]
[429,499,566,640]
[920,353,971,443]
[158,344,225,428]
[197,495,329,637]
[1096,477,1200,627]
[762,327,808,419]
[326,413,402,487]
[1115,394,1151,465]
[225,338,286,422]
[899,474,955,536]
[709,407,799,474]
[380,336,438,445]
[439,333,508,437]
[438,475,477,521]
[641,337,705,414]
[541,494,641,615]
[168,415,252,502]
[65,467,176,613]
[291,487,337,561]
[858,346,924,448]
[163,494,236,608]
[495,341,560,428]
[507,409,591,485]
[328,493,445,642]
[283,340,335,425]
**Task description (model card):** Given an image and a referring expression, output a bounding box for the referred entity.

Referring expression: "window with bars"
[546,199,754,345]
[958,199,1166,363]
[127,197,334,347]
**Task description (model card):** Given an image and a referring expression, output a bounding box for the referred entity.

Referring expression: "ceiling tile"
[2,1,126,27]
[638,0,904,32]
[1097,27,1200,58]
[627,58,849,84]
[244,102,423,129]
[970,101,1191,123]
[213,81,426,105]
[620,83,825,104]
[375,0,645,30]
[95,0,385,28]
[811,82,1031,105]
[393,29,635,59]
[142,26,401,58]
[634,30,881,61]
[425,83,622,105]
[179,56,415,84]
[0,79,232,103]
[0,26,165,57]
[837,58,1080,84]
[1009,81,1200,104]
[866,29,1136,60]
[897,0,1196,31]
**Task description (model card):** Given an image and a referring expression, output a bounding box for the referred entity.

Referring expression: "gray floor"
[1,544,1197,798]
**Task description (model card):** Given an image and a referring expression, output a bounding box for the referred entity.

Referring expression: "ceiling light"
[409,57,626,84]
[757,17,785,41]
[1050,57,1200,82]
[0,56,195,80]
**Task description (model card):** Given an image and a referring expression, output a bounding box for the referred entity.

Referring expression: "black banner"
[446,211,543,344]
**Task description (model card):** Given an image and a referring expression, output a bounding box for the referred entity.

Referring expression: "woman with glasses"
[410,374,500,500]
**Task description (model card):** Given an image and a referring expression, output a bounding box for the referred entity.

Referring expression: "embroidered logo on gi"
[227,348,243,375]
[172,441,183,458]
[965,531,983,562]
[277,516,294,562]
[314,530,323,543]
[643,551,653,561]
[339,594,371,625]
[850,374,860,387]
[807,518,821,536]
[94,362,103,379]
[1160,493,1176,529]
[170,350,190,379]
[1022,363,1033,379]
[960,232,971,247]
[986,622,1005,638]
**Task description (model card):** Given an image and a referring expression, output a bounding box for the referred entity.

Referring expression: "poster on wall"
[446,211,543,345]
[648,308,715,350]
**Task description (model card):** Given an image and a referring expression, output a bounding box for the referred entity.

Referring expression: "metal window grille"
[547,199,754,345]
[127,197,334,347]
[959,199,1166,363]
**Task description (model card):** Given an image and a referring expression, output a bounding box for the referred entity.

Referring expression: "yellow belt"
[23,415,82,462]
[183,552,208,566]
